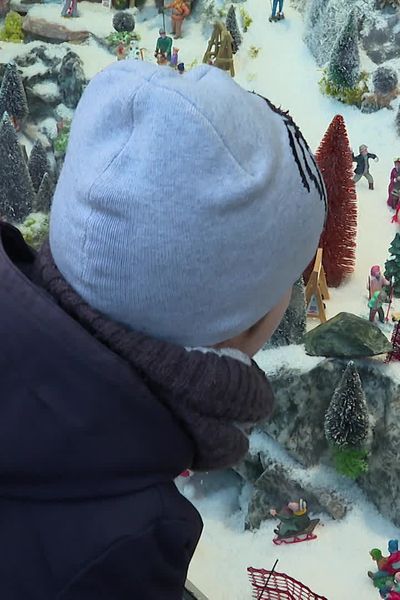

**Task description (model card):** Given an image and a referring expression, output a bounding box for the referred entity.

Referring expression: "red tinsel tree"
[386,322,400,363]
[306,115,357,287]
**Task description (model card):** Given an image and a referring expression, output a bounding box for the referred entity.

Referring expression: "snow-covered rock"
[23,15,90,43]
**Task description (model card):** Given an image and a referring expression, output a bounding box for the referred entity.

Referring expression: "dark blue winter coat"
[0,221,203,599]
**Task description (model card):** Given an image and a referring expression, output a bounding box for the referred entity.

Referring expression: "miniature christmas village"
[2,0,400,598]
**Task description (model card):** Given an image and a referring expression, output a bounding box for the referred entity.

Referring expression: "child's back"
[0,61,325,598]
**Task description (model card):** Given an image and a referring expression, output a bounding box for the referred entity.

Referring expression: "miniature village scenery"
[3,0,400,598]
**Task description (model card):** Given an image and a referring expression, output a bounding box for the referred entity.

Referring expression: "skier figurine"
[61,0,78,18]
[269,0,284,22]
[352,144,378,190]
[388,159,400,210]
[164,0,190,39]
[270,500,319,545]
[155,28,173,64]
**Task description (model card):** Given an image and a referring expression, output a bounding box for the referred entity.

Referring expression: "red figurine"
[388,159,400,210]
[116,43,127,61]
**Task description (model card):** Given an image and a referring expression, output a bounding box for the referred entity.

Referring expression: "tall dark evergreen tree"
[0,113,34,222]
[268,279,306,347]
[0,62,28,129]
[324,361,369,449]
[327,11,360,89]
[34,172,53,213]
[28,140,51,193]
[225,5,242,54]
[385,233,400,297]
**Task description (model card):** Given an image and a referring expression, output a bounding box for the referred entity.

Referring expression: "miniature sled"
[248,567,328,600]
[273,519,320,546]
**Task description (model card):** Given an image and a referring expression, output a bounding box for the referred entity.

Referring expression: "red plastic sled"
[248,568,328,600]
[273,519,319,546]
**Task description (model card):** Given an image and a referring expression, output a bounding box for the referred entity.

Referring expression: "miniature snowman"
[128,40,142,61]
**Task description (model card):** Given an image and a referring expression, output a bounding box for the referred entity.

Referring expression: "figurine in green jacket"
[155,28,173,63]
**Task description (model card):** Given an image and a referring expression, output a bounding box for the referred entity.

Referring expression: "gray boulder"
[304,312,392,358]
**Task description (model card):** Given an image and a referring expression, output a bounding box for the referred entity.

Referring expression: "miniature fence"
[248,568,328,600]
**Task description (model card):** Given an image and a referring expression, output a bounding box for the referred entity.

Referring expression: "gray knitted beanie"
[50,61,326,347]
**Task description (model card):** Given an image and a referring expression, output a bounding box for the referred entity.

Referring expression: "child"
[352,144,379,190]
[0,61,326,598]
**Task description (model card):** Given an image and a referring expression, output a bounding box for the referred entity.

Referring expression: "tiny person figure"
[116,42,127,61]
[164,0,190,39]
[170,47,179,68]
[61,0,78,18]
[155,28,173,63]
[388,158,400,210]
[177,62,185,74]
[352,144,379,190]
[270,500,311,538]
[368,265,389,300]
[270,0,284,21]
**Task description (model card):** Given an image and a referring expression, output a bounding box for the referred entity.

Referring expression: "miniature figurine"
[368,265,390,299]
[368,290,387,323]
[155,28,173,64]
[388,572,400,600]
[388,159,400,210]
[177,62,185,74]
[164,0,190,39]
[170,47,179,68]
[269,0,285,22]
[116,42,127,61]
[61,0,78,18]
[128,40,142,61]
[270,500,319,545]
[389,540,399,555]
[352,144,379,190]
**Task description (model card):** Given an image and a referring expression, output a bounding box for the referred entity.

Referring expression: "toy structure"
[305,248,330,323]
[203,22,235,78]
[248,567,328,600]
[388,159,400,210]
[155,28,173,64]
[61,0,78,18]
[164,0,190,39]
[269,0,285,22]
[270,500,319,545]
[386,322,400,362]
[352,144,378,190]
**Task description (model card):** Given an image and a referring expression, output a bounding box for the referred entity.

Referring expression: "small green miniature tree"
[34,173,53,213]
[324,361,369,479]
[226,5,242,54]
[385,233,400,297]
[0,11,24,43]
[0,62,28,129]
[28,140,51,193]
[0,113,34,223]
[327,11,360,89]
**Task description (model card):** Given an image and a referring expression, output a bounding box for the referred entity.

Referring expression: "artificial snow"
[255,344,324,376]
[2,0,400,597]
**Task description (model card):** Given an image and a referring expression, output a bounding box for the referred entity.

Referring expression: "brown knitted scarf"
[34,241,274,471]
